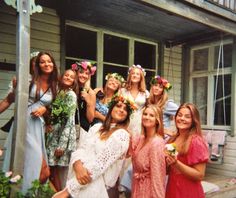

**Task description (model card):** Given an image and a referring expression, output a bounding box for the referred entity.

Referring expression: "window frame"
[189,39,233,131]
[65,20,158,88]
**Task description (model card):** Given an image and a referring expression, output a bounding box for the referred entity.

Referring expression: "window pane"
[193,77,208,124]
[145,70,156,90]
[193,48,208,71]
[104,35,128,65]
[214,44,232,68]
[66,26,97,60]
[214,74,231,125]
[134,41,156,70]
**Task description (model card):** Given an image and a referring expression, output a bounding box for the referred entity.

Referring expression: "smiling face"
[175,107,193,131]
[111,101,128,123]
[106,77,121,92]
[39,54,54,74]
[62,70,76,88]
[151,83,164,97]
[130,68,141,84]
[142,107,157,129]
[77,69,90,85]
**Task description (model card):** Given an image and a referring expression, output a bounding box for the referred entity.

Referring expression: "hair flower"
[128,64,146,76]
[105,73,125,84]
[108,93,137,114]
[150,75,172,91]
[71,61,97,75]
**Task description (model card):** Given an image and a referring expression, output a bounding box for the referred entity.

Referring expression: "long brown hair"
[125,68,146,92]
[148,84,168,110]
[170,103,202,154]
[59,69,79,95]
[142,104,164,138]
[100,101,130,140]
[30,52,58,100]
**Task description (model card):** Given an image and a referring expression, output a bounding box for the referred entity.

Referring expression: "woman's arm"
[0,92,14,114]
[166,155,206,181]
[94,111,106,122]
[82,88,96,123]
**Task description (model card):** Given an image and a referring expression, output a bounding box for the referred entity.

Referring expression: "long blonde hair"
[125,68,146,92]
[148,85,168,110]
[142,104,164,138]
[169,103,203,154]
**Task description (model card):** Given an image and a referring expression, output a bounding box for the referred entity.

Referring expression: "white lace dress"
[66,123,130,198]
[120,88,149,135]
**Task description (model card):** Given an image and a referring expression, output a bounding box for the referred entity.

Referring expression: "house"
[0,0,236,192]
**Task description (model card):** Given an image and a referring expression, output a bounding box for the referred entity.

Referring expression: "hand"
[45,125,53,133]
[52,188,69,198]
[73,160,92,185]
[31,106,47,117]
[165,153,177,166]
[54,148,64,157]
[12,77,17,89]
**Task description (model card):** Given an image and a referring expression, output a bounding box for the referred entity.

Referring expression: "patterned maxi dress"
[130,135,166,198]
[66,123,130,198]
[166,135,209,198]
[46,90,77,166]
[22,84,53,192]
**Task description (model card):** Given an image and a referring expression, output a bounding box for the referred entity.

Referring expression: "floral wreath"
[128,64,146,76]
[105,73,125,84]
[71,61,96,76]
[30,51,39,58]
[107,94,137,115]
[150,75,172,91]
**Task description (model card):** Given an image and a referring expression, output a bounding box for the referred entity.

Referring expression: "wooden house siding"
[207,136,236,177]
[163,46,182,105]
[0,5,60,167]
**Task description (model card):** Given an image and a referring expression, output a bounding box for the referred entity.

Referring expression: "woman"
[46,69,78,191]
[120,64,149,135]
[53,94,135,198]
[165,103,209,198]
[93,73,125,125]
[22,52,59,192]
[129,105,166,198]
[71,61,96,134]
[148,75,178,138]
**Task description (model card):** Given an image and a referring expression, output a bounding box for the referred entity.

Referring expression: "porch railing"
[206,0,236,12]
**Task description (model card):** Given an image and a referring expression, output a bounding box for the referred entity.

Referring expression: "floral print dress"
[46,90,77,166]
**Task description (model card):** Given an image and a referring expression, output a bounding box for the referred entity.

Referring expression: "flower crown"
[128,64,146,76]
[30,51,39,58]
[150,75,172,91]
[108,94,137,114]
[105,73,125,84]
[71,61,96,76]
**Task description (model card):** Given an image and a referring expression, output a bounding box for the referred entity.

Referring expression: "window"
[65,23,158,89]
[190,41,232,128]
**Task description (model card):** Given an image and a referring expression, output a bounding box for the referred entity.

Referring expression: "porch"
[204,173,236,198]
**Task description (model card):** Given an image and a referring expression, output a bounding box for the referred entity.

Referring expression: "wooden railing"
[206,0,236,12]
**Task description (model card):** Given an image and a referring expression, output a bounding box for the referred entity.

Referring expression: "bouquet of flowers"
[165,143,178,157]
[49,90,76,126]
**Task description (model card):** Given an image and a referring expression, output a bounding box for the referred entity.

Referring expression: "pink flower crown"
[71,61,96,76]
[128,64,146,76]
[150,75,172,91]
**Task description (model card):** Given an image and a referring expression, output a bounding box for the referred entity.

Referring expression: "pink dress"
[166,135,209,198]
[130,135,166,198]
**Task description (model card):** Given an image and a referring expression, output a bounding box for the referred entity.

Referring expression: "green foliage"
[50,90,76,126]
[16,180,55,198]
[0,171,21,198]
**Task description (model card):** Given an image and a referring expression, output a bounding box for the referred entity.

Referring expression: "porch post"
[231,37,236,137]
[10,0,30,194]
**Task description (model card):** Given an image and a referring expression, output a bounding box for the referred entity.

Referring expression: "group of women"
[1,51,209,198]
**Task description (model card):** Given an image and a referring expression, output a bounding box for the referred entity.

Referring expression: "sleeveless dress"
[22,84,53,192]
[66,123,130,198]
[166,135,209,198]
